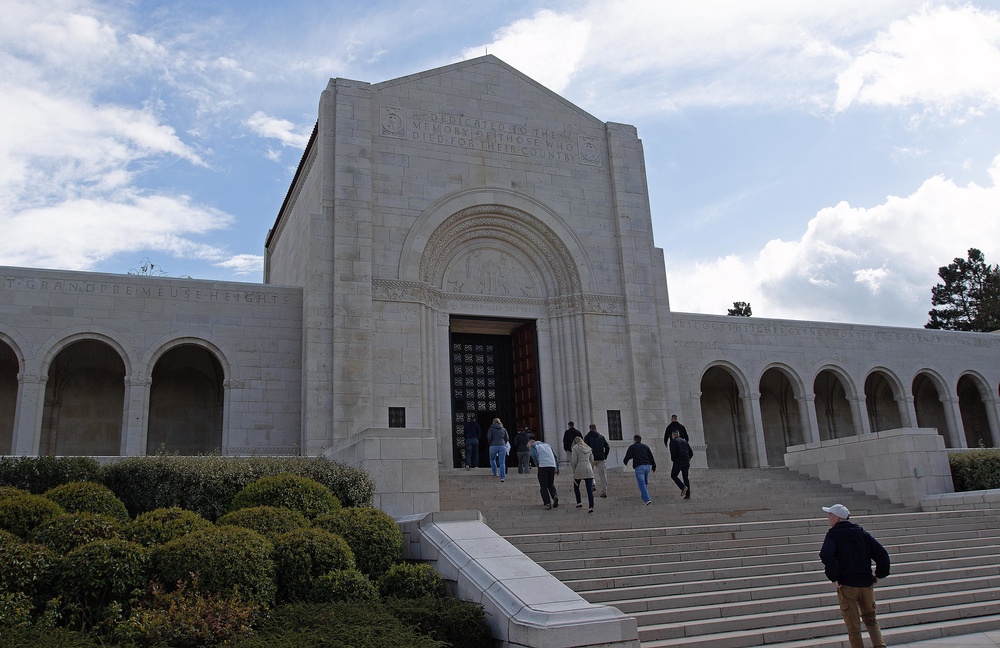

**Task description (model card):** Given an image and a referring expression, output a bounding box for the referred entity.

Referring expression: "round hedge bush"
[216,506,310,540]
[32,512,120,554]
[314,507,402,579]
[0,494,64,539]
[231,474,341,520]
[152,525,275,606]
[124,507,213,547]
[43,481,129,524]
[0,486,29,502]
[314,568,379,603]
[55,538,149,608]
[377,563,446,600]
[272,527,355,603]
[0,533,56,597]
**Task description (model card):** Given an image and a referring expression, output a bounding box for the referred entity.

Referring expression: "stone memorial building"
[2,57,999,499]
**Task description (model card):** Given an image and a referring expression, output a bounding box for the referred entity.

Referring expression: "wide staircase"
[440,466,1000,646]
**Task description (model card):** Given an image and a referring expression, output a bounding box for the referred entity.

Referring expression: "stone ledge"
[398,510,639,648]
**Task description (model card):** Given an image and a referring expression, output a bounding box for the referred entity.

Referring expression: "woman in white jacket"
[571,435,596,513]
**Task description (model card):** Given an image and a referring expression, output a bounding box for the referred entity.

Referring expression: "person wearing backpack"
[668,427,694,499]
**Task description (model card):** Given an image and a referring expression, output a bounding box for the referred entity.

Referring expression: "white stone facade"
[2,56,1000,485]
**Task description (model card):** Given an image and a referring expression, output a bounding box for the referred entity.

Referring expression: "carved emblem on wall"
[579,136,601,166]
[446,250,536,297]
[380,106,405,139]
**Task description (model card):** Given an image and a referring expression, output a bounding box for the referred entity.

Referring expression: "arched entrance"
[41,339,125,455]
[700,365,752,468]
[913,372,951,446]
[758,367,804,467]
[957,374,993,448]
[147,344,224,455]
[814,369,855,440]
[0,342,18,454]
[865,370,903,433]
[449,317,541,469]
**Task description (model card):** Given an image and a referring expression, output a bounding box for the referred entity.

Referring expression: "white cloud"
[215,254,264,276]
[835,4,1000,115]
[668,155,1000,326]
[460,9,590,94]
[246,111,312,149]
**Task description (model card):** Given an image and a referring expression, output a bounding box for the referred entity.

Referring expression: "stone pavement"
[898,631,1000,647]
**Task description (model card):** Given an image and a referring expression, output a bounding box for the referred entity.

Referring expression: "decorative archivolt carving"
[419,205,581,297]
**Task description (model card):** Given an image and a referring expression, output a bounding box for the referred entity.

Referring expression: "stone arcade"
[2,56,999,511]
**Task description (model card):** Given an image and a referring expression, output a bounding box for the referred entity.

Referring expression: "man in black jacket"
[622,435,656,505]
[668,428,693,499]
[663,414,688,446]
[562,422,583,456]
[819,504,890,648]
[584,424,611,498]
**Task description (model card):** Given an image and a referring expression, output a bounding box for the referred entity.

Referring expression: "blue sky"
[3,1,1000,328]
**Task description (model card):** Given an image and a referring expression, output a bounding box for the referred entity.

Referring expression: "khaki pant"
[594,459,608,495]
[837,585,886,648]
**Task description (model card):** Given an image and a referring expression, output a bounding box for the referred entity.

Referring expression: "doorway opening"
[449,317,542,469]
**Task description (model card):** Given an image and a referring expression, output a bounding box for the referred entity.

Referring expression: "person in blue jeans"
[623,434,657,505]
[487,418,510,482]
[463,418,481,469]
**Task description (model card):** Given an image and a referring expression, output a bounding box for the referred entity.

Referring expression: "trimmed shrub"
[118,579,259,647]
[0,534,56,598]
[385,596,493,648]
[0,456,102,494]
[32,512,120,554]
[232,474,340,520]
[0,486,28,502]
[0,494,64,539]
[43,482,130,524]
[314,568,379,603]
[951,449,1000,491]
[55,539,148,611]
[377,563,446,600]
[314,507,402,579]
[101,455,373,520]
[152,525,275,605]
[0,626,104,648]
[216,505,310,540]
[227,602,448,648]
[124,506,213,547]
[272,527,355,603]
[0,591,33,627]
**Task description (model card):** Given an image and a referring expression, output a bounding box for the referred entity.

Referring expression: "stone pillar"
[897,395,918,428]
[797,394,821,444]
[850,395,872,436]
[744,391,768,468]
[688,390,708,469]
[983,395,1000,448]
[11,372,45,455]
[942,396,967,448]
[122,376,151,456]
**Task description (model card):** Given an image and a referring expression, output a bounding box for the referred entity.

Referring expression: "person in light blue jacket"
[487,418,509,482]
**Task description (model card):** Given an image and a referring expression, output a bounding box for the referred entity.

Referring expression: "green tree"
[727,301,752,317]
[926,248,1000,331]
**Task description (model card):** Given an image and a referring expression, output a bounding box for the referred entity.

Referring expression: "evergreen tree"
[925,248,1000,331]
[727,301,752,317]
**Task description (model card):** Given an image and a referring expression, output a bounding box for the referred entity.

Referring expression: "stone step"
[765,613,1000,647]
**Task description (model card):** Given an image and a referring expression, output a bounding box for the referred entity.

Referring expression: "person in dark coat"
[819,504,891,648]
[668,428,693,499]
[622,434,656,505]
[562,421,583,455]
[663,414,688,446]
[463,418,481,469]
[584,424,611,497]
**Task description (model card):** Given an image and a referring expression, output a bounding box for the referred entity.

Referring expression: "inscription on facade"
[3,276,296,306]
[383,105,600,166]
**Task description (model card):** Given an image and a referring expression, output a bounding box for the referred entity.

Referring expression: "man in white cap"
[819,504,891,648]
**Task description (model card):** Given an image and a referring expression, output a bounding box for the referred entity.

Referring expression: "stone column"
[11,372,45,455]
[797,394,821,444]
[983,395,1000,448]
[122,375,151,456]
[688,391,708,469]
[942,396,966,448]
[744,391,768,468]
[897,395,918,429]
[850,395,872,436]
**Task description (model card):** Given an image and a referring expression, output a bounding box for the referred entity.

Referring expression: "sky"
[2,0,1000,329]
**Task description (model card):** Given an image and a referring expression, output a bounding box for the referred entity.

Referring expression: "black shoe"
[600,493,607,498]
[680,487,688,498]
[684,493,691,500]
[543,504,552,510]
[576,503,583,508]
[552,497,559,509]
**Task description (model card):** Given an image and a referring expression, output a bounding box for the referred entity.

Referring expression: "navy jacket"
[584,430,610,461]
[623,441,656,471]
[820,520,890,587]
